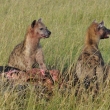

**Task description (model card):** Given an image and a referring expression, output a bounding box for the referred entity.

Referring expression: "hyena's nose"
[48,31,51,35]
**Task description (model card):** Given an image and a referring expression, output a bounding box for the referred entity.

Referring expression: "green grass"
[0,0,110,109]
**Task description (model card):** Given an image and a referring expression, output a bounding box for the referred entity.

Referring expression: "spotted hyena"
[74,20,110,96]
[8,18,51,72]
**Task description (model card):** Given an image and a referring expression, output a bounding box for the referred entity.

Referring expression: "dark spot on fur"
[84,76,90,89]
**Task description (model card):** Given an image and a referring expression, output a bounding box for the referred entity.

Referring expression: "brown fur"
[74,21,110,96]
[8,19,51,71]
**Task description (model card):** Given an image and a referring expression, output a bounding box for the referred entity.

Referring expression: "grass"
[0,0,110,109]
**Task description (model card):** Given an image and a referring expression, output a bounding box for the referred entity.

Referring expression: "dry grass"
[0,0,110,109]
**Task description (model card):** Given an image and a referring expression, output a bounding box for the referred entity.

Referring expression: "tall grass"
[0,0,110,109]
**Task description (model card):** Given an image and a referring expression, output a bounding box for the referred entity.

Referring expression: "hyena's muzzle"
[100,26,110,39]
[41,29,51,38]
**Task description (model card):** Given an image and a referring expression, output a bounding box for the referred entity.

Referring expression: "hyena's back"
[8,42,27,70]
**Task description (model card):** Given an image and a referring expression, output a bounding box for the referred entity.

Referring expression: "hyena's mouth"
[104,33,109,39]
[41,34,50,38]
[105,34,109,38]
[100,33,110,39]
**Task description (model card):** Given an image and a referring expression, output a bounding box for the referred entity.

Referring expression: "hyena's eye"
[40,28,44,30]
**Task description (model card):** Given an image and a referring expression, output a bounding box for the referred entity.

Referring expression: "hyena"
[74,21,110,96]
[8,18,51,72]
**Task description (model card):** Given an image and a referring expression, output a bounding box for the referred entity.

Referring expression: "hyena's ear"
[38,18,42,22]
[31,20,36,28]
[98,21,104,28]
[99,21,104,26]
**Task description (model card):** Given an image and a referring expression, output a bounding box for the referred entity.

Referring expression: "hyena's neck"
[24,33,40,52]
[85,32,99,49]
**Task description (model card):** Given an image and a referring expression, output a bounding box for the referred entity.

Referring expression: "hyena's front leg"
[35,48,47,71]
[95,66,104,90]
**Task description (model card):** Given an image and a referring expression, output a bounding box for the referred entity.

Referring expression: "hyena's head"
[89,20,110,39]
[97,21,110,39]
[31,18,51,39]
[85,20,110,45]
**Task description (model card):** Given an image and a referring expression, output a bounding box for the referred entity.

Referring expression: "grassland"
[0,0,110,110]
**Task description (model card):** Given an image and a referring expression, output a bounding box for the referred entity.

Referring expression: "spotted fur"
[74,21,110,96]
[8,19,51,71]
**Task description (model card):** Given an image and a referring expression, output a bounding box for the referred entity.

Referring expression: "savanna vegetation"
[0,0,110,109]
